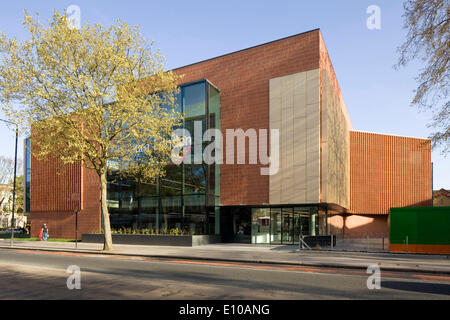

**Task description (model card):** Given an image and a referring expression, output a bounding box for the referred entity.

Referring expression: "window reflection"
[107,80,221,235]
[250,206,323,244]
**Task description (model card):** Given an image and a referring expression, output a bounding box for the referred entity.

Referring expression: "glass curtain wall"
[107,80,221,235]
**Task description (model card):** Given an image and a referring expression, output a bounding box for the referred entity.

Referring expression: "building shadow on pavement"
[269,245,299,252]
[381,281,450,296]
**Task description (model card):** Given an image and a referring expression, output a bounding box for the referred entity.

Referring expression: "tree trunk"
[100,171,113,251]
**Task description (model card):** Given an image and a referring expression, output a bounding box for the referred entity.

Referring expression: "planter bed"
[81,234,222,247]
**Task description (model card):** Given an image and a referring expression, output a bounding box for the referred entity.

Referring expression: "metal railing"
[298,233,390,252]
[298,235,312,250]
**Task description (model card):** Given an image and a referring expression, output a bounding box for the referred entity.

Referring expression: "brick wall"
[350,131,432,215]
[30,156,82,212]
[329,214,389,238]
[173,29,321,205]
[30,156,101,239]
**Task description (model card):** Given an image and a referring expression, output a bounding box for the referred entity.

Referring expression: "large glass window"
[182,82,206,119]
[160,165,183,196]
[249,206,321,245]
[251,208,270,244]
[270,208,282,243]
[107,80,220,234]
[295,207,310,239]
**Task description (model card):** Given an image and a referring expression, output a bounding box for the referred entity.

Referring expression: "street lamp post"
[74,208,78,249]
[0,119,18,247]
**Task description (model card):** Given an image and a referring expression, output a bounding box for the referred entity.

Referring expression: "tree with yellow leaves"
[0,10,182,251]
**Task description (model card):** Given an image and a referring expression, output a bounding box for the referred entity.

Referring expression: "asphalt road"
[0,248,449,300]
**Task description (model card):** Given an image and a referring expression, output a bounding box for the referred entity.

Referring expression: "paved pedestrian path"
[0,239,449,274]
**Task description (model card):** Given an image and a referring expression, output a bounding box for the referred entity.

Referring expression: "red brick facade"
[30,155,101,239]
[350,131,432,214]
[331,131,432,239]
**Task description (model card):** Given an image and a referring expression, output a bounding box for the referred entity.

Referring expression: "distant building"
[0,213,27,229]
[0,183,27,229]
[433,189,450,207]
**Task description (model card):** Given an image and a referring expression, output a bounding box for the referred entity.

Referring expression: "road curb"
[1,244,449,275]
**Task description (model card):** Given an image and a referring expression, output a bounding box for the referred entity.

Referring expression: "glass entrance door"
[281,208,293,244]
[298,208,311,238]
[268,206,318,244]
[293,211,301,244]
[251,208,270,244]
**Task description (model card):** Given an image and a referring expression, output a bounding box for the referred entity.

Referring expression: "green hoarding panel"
[390,207,450,245]
[390,208,418,245]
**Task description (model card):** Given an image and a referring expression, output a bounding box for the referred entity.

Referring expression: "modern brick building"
[26,29,432,243]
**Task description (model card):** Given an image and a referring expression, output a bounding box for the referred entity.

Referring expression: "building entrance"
[251,206,320,244]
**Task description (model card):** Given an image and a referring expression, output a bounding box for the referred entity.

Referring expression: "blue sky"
[0,0,448,189]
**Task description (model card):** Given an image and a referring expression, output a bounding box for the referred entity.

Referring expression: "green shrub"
[107,227,196,236]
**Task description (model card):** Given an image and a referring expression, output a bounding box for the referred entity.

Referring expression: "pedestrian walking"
[42,224,49,241]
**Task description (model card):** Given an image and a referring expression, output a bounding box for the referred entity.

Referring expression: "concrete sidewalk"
[0,239,449,274]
